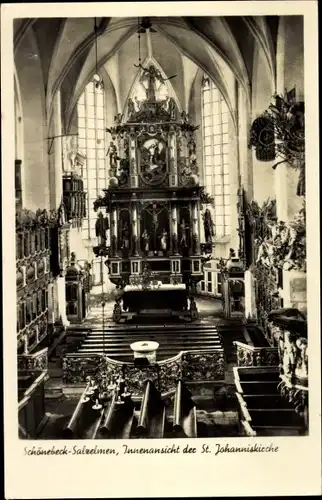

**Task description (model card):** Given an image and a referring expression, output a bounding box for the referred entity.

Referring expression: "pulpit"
[65,254,91,323]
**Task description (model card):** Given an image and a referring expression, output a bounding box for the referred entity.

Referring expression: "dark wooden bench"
[62,384,104,439]
[136,381,165,438]
[99,393,135,439]
[172,380,197,438]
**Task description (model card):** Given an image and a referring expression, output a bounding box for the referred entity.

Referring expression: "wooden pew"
[62,384,104,439]
[99,392,135,439]
[172,380,197,438]
[136,381,165,438]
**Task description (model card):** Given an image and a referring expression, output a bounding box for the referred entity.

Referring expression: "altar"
[93,62,214,323]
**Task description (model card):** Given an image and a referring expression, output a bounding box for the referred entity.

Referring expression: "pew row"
[98,393,135,439]
[136,381,165,438]
[172,380,197,437]
[62,383,104,439]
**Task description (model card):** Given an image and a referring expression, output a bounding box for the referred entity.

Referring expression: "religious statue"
[95,212,109,246]
[134,96,141,111]
[128,98,136,118]
[135,63,177,102]
[282,331,298,379]
[141,229,150,254]
[179,219,189,247]
[203,209,214,244]
[168,97,176,120]
[188,137,196,156]
[58,201,67,225]
[181,110,189,123]
[294,337,308,379]
[141,139,167,185]
[160,228,168,253]
[114,113,123,125]
[121,222,130,251]
[106,141,119,169]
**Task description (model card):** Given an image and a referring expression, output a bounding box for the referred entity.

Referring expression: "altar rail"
[18,347,48,372]
[63,348,225,397]
[233,341,279,367]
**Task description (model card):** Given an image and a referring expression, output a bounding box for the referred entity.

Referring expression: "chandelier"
[93,18,104,90]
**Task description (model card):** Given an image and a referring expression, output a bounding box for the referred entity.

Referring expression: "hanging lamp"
[93,17,103,90]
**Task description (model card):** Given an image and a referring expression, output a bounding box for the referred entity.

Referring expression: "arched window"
[14,80,23,210]
[77,81,106,240]
[202,76,231,237]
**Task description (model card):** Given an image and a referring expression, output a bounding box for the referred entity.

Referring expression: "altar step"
[65,321,254,362]
[73,325,223,361]
[234,367,305,436]
[216,324,249,363]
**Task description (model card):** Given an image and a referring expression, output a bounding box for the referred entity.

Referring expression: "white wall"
[15,28,50,212]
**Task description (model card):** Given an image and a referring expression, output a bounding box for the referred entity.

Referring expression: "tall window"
[78,81,107,240]
[202,77,231,237]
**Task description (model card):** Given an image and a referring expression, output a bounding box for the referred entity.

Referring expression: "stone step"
[248,408,303,427]
[68,324,220,332]
[82,339,222,347]
[78,348,222,356]
[83,327,221,336]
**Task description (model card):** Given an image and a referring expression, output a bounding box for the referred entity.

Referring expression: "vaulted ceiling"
[14,16,279,128]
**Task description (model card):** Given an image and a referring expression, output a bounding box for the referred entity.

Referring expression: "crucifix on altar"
[141,202,169,255]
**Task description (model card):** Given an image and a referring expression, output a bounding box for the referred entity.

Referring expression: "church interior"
[15,15,308,440]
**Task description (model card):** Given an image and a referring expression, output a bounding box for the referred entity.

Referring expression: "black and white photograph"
[2,2,321,498]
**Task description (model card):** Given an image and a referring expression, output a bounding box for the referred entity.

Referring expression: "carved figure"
[168,97,176,120]
[179,219,189,247]
[203,209,214,244]
[282,331,297,378]
[295,337,308,379]
[106,141,119,169]
[181,111,189,123]
[121,222,130,250]
[135,63,176,101]
[160,228,168,252]
[128,98,136,118]
[134,97,141,111]
[141,229,150,254]
[114,113,123,125]
[95,212,109,246]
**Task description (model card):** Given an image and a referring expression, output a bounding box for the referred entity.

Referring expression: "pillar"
[192,201,200,255]
[111,206,118,257]
[169,127,178,187]
[171,203,179,254]
[53,90,63,209]
[129,130,138,188]
[132,200,139,256]
[275,16,306,312]
[56,276,70,327]
[244,269,257,320]
[237,85,253,203]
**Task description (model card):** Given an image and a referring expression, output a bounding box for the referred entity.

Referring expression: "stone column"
[129,129,138,188]
[111,206,118,257]
[169,127,178,187]
[191,201,200,255]
[171,203,179,255]
[56,276,70,327]
[50,90,63,210]
[132,200,139,256]
[244,269,257,320]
